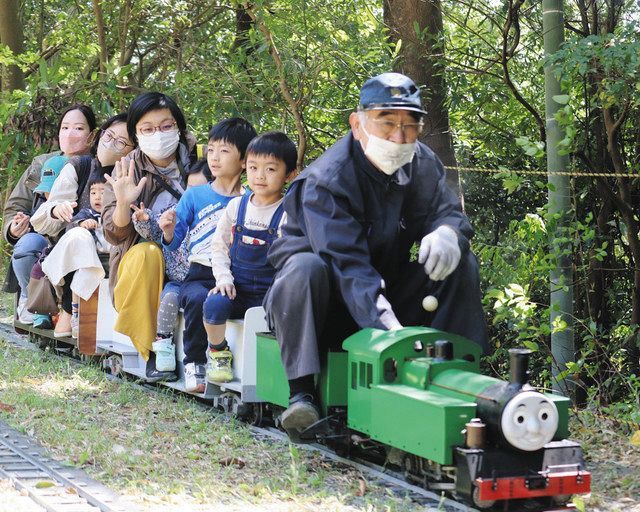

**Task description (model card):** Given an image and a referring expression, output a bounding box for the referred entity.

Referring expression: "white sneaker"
[152,338,176,372]
[184,362,206,393]
[71,313,79,339]
[17,296,34,324]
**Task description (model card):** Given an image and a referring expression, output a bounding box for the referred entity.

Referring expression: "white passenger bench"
[93,279,269,408]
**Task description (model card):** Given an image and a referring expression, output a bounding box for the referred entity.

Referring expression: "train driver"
[264,72,489,440]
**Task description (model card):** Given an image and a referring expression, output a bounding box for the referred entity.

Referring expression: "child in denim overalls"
[204,132,297,383]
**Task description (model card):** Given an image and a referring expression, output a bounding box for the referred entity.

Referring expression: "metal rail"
[250,426,475,512]
[0,423,133,512]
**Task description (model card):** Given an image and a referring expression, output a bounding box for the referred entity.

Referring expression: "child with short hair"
[160,118,257,392]
[204,131,297,383]
[70,176,111,254]
[130,161,209,381]
[66,176,112,336]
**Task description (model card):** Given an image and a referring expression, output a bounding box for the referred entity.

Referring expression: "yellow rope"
[448,165,639,179]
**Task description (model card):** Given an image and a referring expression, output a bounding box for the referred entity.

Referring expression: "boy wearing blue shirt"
[160,118,256,392]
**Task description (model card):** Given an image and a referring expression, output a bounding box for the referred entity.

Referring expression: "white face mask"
[360,118,416,175]
[138,130,180,161]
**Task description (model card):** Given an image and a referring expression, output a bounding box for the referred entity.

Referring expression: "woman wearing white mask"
[4,104,96,327]
[102,92,196,382]
[31,113,135,335]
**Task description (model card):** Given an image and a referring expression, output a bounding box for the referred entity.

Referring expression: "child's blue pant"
[179,263,215,365]
[203,287,264,325]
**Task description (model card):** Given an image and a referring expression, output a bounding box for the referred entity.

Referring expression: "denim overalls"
[203,194,285,325]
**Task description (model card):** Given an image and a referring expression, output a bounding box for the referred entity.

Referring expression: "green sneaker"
[207,349,233,383]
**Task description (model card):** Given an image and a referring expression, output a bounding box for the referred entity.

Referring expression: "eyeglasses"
[367,117,424,141]
[137,121,178,137]
[102,130,133,151]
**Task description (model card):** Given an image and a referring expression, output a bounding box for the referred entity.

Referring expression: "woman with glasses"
[102,92,196,382]
[4,104,97,328]
[30,112,135,335]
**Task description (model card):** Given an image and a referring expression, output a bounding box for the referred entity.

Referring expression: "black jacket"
[268,132,473,330]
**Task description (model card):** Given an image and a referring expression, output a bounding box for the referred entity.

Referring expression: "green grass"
[0,338,422,511]
[570,411,640,506]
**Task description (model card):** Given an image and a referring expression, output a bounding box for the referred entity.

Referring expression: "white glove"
[376,294,403,330]
[418,225,461,281]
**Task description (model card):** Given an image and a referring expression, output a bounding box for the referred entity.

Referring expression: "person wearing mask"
[31,112,135,336]
[3,104,96,325]
[264,73,489,440]
[102,92,195,382]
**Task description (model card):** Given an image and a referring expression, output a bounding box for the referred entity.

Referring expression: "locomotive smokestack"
[509,348,531,386]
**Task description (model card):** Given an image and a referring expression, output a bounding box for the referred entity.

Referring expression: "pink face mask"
[59,129,90,155]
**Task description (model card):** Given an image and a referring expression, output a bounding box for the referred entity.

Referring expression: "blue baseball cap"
[358,72,427,115]
[34,155,69,193]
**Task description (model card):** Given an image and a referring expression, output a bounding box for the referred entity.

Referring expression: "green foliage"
[1,0,393,182]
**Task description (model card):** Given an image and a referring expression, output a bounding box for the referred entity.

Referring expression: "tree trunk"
[0,0,25,92]
[384,0,459,193]
[243,2,307,173]
[91,0,109,75]
[232,6,254,52]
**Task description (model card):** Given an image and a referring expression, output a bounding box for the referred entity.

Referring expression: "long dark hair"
[56,104,97,135]
[127,92,187,146]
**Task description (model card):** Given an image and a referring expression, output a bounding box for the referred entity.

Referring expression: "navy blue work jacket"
[268,133,473,330]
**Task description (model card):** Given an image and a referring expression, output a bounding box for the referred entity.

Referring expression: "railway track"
[250,426,475,512]
[0,422,136,512]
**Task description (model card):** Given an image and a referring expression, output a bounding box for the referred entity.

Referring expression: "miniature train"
[15,281,591,510]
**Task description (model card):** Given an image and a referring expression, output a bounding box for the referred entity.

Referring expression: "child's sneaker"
[184,362,206,393]
[206,349,233,383]
[152,338,176,372]
[33,314,53,330]
[70,312,79,339]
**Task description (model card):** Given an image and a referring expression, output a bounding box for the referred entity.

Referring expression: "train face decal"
[501,390,559,452]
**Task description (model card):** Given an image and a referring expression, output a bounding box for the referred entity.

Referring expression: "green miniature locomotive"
[256,327,591,509]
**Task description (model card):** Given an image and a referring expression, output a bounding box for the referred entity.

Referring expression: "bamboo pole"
[543,0,574,397]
